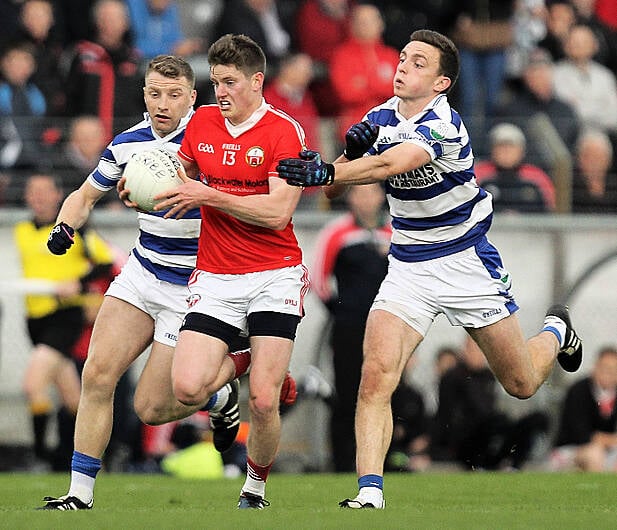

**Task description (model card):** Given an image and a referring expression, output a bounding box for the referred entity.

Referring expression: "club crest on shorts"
[246,146,265,167]
[186,293,201,308]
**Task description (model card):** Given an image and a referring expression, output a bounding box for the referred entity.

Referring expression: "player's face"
[144,72,196,137]
[393,41,450,103]
[210,64,264,125]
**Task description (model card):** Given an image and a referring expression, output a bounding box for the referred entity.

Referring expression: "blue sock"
[358,474,383,491]
[71,451,101,478]
[201,394,217,411]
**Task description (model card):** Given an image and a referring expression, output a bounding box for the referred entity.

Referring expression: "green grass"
[1,471,616,529]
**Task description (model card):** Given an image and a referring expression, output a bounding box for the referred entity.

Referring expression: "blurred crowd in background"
[0,0,616,212]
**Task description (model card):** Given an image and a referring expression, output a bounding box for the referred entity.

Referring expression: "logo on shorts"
[482,308,502,318]
[246,146,265,167]
[187,293,201,308]
[164,332,178,341]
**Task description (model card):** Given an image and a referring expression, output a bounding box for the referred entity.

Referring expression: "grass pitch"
[2,471,616,529]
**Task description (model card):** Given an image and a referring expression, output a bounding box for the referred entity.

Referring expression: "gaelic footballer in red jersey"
[153,34,309,510]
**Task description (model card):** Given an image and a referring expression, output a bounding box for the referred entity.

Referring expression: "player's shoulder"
[111,118,155,147]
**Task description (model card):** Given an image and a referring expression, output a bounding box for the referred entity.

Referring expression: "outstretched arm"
[278,142,431,188]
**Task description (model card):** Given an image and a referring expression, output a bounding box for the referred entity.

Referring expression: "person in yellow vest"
[13,173,114,469]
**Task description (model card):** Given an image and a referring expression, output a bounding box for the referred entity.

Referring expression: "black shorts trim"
[180,313,242,348]
[248,311,301,340]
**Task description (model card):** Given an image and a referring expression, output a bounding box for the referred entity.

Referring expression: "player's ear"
[252,71,264,91]
[434,75,451,93]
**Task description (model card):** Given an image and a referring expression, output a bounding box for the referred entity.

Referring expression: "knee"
[248,391,277,422]
[358,356,399,401]
[172,380,204,407]
[133,393,162,425]
[81,358,118,396]
[502,378,536,400]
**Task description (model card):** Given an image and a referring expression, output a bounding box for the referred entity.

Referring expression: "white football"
[123,148,182,211]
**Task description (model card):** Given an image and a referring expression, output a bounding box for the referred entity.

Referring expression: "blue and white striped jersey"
[364,94,493,262]
[87,110,200,285]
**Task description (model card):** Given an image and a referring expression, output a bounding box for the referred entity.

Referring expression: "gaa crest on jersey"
[246,146,265,167]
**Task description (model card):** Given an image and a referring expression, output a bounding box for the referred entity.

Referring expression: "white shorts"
[106,253,189,346]
[372,238,519,337]
[186,264,310,334]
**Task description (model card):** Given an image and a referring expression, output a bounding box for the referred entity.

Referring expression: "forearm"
[206,186,300,230]
[56,186,100,229]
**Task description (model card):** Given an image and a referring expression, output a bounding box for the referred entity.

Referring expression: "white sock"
[68,471,96,503]
[543,316,567,347]
[242,476,266,498]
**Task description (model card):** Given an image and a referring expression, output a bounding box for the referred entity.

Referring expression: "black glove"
[277,150,335,187]
[343,121,379,160]
[47,222,75,255]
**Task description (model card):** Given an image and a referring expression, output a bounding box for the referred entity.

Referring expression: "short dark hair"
[207,33,267,78]
[409,29,460,92]
[146,55,195,88]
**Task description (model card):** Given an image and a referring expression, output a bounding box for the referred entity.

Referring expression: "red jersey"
[178,102,305,274]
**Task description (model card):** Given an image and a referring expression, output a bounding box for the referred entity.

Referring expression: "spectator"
[385,361,431,473]
[51,115,110,200]
[0,0,25,50]
[506,0,548,80]
[63,0,144,141]
[14,173,114,470]
[294,0,353,117]
[570,0,617,74]
[553,24,617,135]
[379,1,457,51]
[475,123,557,213]
[495,47,580,173]
[450,0,516,123]
[595,0,617,31]
[126,0,202,61]
[55,0,98,46]
[537,0,576,62]
[263,52,321,152]
[571,129,617,213]
[550,347,617,471]
[430,336,549,470]
[311,182,391,472]
[424,345,462,416]
[14,0,66,116]
[0,41,49,204]
[329,4,398,143]
[212,0,291,74]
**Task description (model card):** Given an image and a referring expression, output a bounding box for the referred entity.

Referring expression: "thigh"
[107,255,187,347]
[87,295,155,378]
[363,309,423,390]
[134,340,175,405]
[467,313,532,387]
